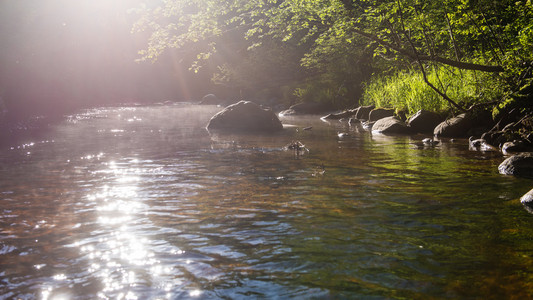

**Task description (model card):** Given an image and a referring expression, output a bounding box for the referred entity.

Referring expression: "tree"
[337,0,532,109]
[134,0,533,109]
[132,0,372,105]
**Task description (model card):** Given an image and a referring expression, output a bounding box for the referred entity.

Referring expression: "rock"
[371,116,411,134]
[482,130,523,148]
[337,132,351,139]
[520,188,533,205]
[422,138,439,146]
[206,100,283,132]
[468,137,484,148]
[354,105,375,120]
[362,121,375,131]
[468,137,499,152]
[520,188,533,214]
[279,102,331,116]
[434,110,495,138]
[481,131,502,146]
[368,108,395,122]
[407,110,444,134]
[349,118,364,132]
[348,118,361,125]
[434,113,471,137]
[321,109,357,120]
[498,154,533,177]
[199,94,220,105]
[502,140,533,154]
[284,140,307,151]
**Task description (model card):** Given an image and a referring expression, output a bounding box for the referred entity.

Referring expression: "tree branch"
[350,27,504,73]
[339,0,504,73]
[397,0,466,112]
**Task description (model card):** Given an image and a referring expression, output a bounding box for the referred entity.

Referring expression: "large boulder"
[433,113,471,137]
[372,116,411,134]
[407,110,444,133]
[206,101,283,132]
[434,110,495,138]
[498,154,533,177]
[368,108,395,122]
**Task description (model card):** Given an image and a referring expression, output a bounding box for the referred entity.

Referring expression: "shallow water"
[1,103,533,299]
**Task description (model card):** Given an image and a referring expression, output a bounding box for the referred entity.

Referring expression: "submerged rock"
[283,140,309,157]
[206,101,283,132]
[498,154,533,177]
[284,140,308,152]
[337,132,351,139]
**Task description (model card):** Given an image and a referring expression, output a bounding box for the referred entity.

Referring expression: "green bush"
[362,67,505,115]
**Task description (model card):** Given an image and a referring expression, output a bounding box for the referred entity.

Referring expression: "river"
[1,103,533,299]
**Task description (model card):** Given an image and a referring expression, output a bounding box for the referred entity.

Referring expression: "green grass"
[362,67,505,115]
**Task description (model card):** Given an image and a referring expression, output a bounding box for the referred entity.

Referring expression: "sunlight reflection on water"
[1,104,533,299]
[74,157,181,299]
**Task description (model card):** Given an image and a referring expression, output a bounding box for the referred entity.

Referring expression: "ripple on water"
[1,105,533,299]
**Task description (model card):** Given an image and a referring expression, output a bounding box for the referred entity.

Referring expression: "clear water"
[1,104,533,299]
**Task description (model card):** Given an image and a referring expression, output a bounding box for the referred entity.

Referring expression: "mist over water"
[0,0,210,120]
[1,104,533,299]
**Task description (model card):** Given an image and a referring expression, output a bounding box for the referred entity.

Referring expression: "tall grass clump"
[362,67,504,115]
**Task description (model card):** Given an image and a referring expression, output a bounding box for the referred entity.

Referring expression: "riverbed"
[1,103,533,299]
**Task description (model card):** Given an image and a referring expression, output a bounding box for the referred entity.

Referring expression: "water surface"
[1,104,533,299]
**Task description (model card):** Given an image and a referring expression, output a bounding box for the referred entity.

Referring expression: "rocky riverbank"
[320,105,533,167]
[275,98,533,209]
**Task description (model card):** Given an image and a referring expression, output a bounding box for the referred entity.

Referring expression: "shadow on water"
[1,104,533,299]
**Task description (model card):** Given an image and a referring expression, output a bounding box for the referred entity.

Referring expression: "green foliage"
[133,0,533,111]
[362,67,505,115]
